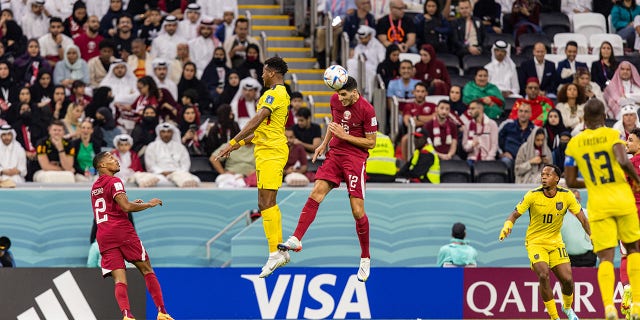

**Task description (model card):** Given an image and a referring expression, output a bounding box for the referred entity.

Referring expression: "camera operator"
[0,236,15,268]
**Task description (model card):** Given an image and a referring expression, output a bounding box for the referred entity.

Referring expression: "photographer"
[0,236,15,268]
[178,105,205,156]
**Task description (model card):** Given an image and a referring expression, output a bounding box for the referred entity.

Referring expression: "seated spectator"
[13,39,52,87]
[400,82,436,160]
[590,41,617,91]
[462,100,499,165]
[414,0,451,53]
[231,77,261,128]
[217,70,240,106]
[144,122,200,187]
[178,3,202,41]
[31,71,55,109]
[1,20,26,62]
[210,141,255,178]
[556,83,587,130]
[286,91,305,127]
[463,68,505,120]
[74,15,103,61]
[12,104,38,180]
[151,58,178,101]
[111,133,158,187]
[612,0,640,50]
[88,39,116,88]
[0,124,27,185]
[131,105,158,154]
[437,222,478,267]
[398,128,440,183]
[510,0,541,46]
[514,128,551,184]
[237,44,264,87]
[34,120,76,183]
[63,1,87,39]
[543,108,568,152]
[203,104,240,156]
[38,17,74,67]
[499,102,535,168]
[414,44,450,96]
[189,18,218,79]
[377,44,401,87]
[474,0,502,34]
[69,80,92,110]
[556,41,588,88]
[613,102,640,140]
[0,61,19,123]
[202,47,231,105]
[71,118,102,182]
[111,14,136,59]
[61,102,83,140]
[98,0,125,38]
[214,6,235,43]
[376,0,416,53]
[95,106,122,149]
[292,107,322,154]
[387,59,420,111]
[347,25,385,100]
[604,61,640,119]
[449,85,470,127]
[561,0,591,20]
[560,189,596,267]
[575,68,605,105]
[120,75,159,131]
[283,128,310,186]
[100,59,139,117]
[85,87,112,120]
[554,131,572,171]
[150,15,186,61]
[423,100,458,160]
[0,236,14,267]
[451,0,485,57]
[224,18,261,69]
[518,42,557,97]
[127,38,154,79]
[366,131,397,182]
[343,0,376,50]
[178,105,205,156]
[21,0,49,40]
[157,87,181,124]
[485,40,520,98]
[509,77,554,126]
[178,62,212,115]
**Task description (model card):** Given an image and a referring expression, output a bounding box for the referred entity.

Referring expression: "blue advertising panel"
[150,268,463,319]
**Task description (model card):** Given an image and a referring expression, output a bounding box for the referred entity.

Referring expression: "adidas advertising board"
[0,268,145,320]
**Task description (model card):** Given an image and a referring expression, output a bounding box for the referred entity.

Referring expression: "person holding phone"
[514,128,552,184]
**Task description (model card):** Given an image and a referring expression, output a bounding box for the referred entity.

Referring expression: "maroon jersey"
[402,101,435,117]
[91,175,138,252]
[631,154,640,206]
[328,94,378,159]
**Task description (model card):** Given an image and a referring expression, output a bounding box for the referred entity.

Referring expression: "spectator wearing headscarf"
[178,3,202,41]
[204,103,240,156]
[463,68,505,120]
[150,15,186,62]
[237,43,264,86]
[202,47,231,107]
[230,77,262,129]
[613,101,640,140]
[53,44,90,88]
[604,61,640,119]
[99,58,138,116]
[347,25,385,100]
[63,0,88,39]
[188,18,218,78]
[178,62,211,115]
[543,109,567,151]
[95,106,122,149]
[0,124,27,184]
[414,44,450,96]
[131,105,159,153]
[1,20,25,59]
[13,39,51,87]
[144,122,200,187]
[414,0,451,53]
[376,44,400,87]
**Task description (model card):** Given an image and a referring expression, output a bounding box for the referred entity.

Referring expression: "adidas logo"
[17,270,97,320]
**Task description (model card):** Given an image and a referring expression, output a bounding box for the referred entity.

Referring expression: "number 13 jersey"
[91,175,139,252]
[565,127,635,220]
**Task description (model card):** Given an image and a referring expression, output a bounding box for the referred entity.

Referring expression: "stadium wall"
[1,187,587,268]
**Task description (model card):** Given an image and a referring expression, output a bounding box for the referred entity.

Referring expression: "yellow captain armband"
[229,139,237,146]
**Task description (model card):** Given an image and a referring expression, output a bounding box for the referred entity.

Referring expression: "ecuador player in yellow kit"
[500,164,590,320]
[217,57,291,278]
[565,99,640,320]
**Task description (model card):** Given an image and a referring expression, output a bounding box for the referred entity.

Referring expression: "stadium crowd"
[0,0,638,187]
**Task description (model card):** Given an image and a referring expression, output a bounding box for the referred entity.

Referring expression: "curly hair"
[264,56,288,75]
[557,83,587,105]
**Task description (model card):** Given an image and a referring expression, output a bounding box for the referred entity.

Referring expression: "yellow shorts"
[591,212,640,253]
[527,244,570,269]
[254,145,288,190]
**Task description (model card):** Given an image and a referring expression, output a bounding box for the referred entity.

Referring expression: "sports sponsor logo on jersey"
[114,182,124,191]
[371,117,377,126]
[344,110,352,120]
[265,95,275,104]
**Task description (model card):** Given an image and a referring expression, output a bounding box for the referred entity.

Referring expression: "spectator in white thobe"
[22,0,50,40]
[150,15,186,62]
[188,18,218,79]
[347,25,385,101]
[144,122,200,187]
[0,125,27,184]
[152,58,178,101]
[178,3,202,41]
[485,40,521,98]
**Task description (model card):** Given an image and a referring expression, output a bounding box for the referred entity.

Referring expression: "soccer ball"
[323,65,348,90]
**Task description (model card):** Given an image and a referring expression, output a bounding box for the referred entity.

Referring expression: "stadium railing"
[206,209,253,266]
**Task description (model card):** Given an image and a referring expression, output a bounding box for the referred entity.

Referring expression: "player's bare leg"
[132,260,173,320]
[533,262,561,320]
[551,263,579,320]
[111,269,135,320]
[258,188,289,278]
[622,240,640,320]
[349,196,370,282]
[597,247,619,320]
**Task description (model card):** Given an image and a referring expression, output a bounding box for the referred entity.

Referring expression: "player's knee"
[536,270,551,282]
[560,277,574,289]
[351,207,365,219]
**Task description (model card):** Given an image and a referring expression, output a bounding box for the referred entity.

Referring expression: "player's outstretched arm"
[499,210,521,241]
[614,143,640,190]
[115,193,163,212]
[575,209,591,236]
[216,108,270,160]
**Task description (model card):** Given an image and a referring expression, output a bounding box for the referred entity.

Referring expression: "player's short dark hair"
[93,151,110,170]
[297,107,311,119]
[264,56,288,75]
[99,39,116,51]
[631,128,640,138]
[414,82,428,91]
[452,223,465,239]
[339,76,358,92]
[544,164,562,179]
[49,17,63,25]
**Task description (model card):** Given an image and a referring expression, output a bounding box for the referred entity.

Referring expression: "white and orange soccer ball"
[323,65,348,90]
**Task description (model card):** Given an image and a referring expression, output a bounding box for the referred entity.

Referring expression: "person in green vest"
[398,128,440,183]
[366,131,397,182]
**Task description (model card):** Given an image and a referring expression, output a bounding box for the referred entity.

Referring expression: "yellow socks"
[628,253,640,305]
[562,293,573,310]
[543,299,559,319]
[598,260,615,307]
[261,205,283,253]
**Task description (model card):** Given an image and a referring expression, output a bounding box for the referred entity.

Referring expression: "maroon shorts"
[100,239,148,276]
[315,152,367,199]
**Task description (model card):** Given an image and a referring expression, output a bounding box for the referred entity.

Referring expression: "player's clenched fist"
[499,220,513,241]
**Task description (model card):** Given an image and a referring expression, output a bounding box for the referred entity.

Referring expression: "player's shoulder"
[527,187,544,195]
[556,186,571,193]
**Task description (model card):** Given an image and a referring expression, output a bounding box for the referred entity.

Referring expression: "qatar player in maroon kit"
[279,77,377,282]
[91,151,173,320]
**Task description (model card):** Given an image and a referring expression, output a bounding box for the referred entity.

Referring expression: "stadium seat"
[607,14,615,34]
[399,53,421,65]
[553,33,588,54]
[511,55,528,68]
[540,12,571,39]
[440,160,472,183]
[575,54,599,71]
[544,54,565,68]
[473,160,510,183]
[503,97,518,115]
[462,54,491,77]
[190,156,217,182]
[518,33,551,58]
[483,33,516,54]
[439,53,463,76]
[450,74,469,88]
[589,34,624,56]
[425,95,449,105]
[572,13,607,38]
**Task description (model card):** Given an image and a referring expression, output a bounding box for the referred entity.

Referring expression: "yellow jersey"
[516,186,582,246]
[252,84,290,148]
[565,127,635,220]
